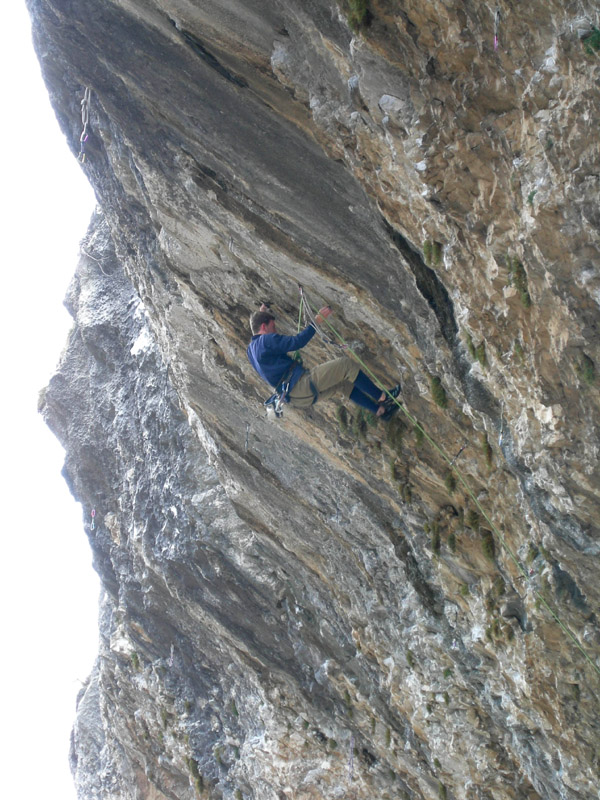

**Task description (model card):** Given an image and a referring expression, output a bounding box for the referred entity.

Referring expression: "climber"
[247,304,400,419]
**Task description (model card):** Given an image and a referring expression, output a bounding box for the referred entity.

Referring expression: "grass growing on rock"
[576,353,596,385]
[481,530,495,561]
[342,0,373,32]
[506,255,532,308]
[429,375,448,408]
[444,470,457,494]
[481,433,493,468]
[336,404,349,433]
[583,27,600,55]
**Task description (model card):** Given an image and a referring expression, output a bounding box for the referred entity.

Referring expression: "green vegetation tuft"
[430,375,448,408]
[364,410,378,426]
[459,583,470,597]
[343,0,373,32]
[443,668,452,679]
[439,783,448,800]
[514,339,525,361]
[444,470,457,494]
[475,341,488,369]
[466,510,480,530]
[506,255,532,308]
[187,758,204,794]
[423,240,433,264]
[576,353,596,385]
[481,433,493,469]
[336,405,349,433]
[431,521,441,554]
[424,239,443,266]
[400,482,412,504]
[481,530,495,561]
[583,27,600,55]
[352,409,368,439]
[447,532,457,553]
[414,423,425,446]
[466,333,476,360]
[386,417,405,454]
[527,190,537,207]
[406,649,415,669]
[130,652,140,671]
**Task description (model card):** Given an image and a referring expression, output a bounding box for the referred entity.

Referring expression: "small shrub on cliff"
[187,758,204,794]
[400,482,412,504]
[481,530,495,561]
[386,416,405,454]
[430,375,448,408]
[475,341,488,368]
[423,239,443,266]
[481,433,493,468]
[342,0,373,32]
[444,470,457,494]
[336,404,349,433]
[506,255,532,308]
[466,510,480,530]
[576,353,596,385]
[583,27,600,55]
[351,409,368,439]
[431,521,441,554]
[414,423,425,446]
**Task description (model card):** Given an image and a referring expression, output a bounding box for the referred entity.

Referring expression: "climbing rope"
[78,87,91,163]
[299,291,600,679]
[299,285,347,353]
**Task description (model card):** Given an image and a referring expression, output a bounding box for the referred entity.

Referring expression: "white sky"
[1,5,99,798]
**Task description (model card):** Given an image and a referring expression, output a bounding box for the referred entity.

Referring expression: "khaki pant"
[288,356,360,409]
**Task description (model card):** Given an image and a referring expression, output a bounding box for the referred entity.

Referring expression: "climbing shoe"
[386,383,401,400]
[380,400,400,422]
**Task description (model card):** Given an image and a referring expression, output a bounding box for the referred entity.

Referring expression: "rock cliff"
[30,1,600,798]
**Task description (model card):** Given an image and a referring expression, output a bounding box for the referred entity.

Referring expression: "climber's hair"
[250,310,275,335]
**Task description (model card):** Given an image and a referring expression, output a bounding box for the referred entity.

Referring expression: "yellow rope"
[301,291,600,679]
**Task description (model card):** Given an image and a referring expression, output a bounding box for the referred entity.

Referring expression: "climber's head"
[250,310,276,335]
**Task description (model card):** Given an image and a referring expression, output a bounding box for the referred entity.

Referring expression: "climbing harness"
[78,87,91,163]
[297,290,600,680]
[264,362,300,419]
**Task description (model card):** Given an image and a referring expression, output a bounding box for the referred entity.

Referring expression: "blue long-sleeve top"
[247,325,316,390]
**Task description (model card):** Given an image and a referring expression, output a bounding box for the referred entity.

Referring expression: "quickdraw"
[264,380,291,419]
[78,87,91,163]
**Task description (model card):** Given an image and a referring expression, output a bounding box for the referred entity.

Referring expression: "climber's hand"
[316,306,332,324]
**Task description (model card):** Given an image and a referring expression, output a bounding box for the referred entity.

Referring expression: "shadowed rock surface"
[29,1,600,798]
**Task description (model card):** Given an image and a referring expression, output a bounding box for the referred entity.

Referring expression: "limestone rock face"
[30,1,600,799]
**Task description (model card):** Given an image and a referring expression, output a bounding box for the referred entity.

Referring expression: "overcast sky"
[2,5,99,798]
